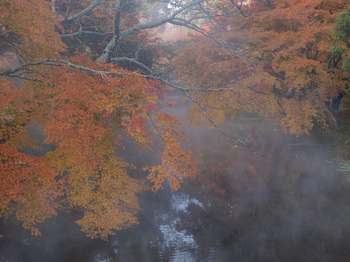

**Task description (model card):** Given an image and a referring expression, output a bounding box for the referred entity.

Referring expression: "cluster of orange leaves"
[176,0,350,136]
[0,0,194,239]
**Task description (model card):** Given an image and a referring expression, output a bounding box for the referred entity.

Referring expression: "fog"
[2,91,350,262]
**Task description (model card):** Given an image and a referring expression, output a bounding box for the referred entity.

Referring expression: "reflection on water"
[3,116,350,261]
[0,184,222,262]
[2,164,350,262]
[3,91,350,261]
[154,194,201,262]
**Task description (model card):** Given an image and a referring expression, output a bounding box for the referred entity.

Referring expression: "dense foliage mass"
[0,0,196,239]
[1,0,350,239]
[177,0,350,136]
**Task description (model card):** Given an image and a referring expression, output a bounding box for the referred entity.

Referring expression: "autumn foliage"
[0,0,194,239]
[1,0,350,240]
[176,0,350,136]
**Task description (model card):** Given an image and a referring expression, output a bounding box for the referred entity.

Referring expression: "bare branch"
[97,0,207,63]
[96,37,116,63]
[65,0,72,18]
[60,31,113,38]
[133,71,260,113]
[229,0,247,17]
[183,91,256,151]
[0,59,121,77]
[110,57,156,75]
[51,0,56,13]
[64,0,101,21]
[114,0,124,42]
[118,16,170,40]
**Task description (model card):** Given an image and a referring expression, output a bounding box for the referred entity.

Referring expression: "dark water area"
[2,142,350,261]
[0,133,350,262]
[2,93,350,261]
[2,154,350,262]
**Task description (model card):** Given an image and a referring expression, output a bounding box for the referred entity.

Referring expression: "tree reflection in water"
[2,119,350,261]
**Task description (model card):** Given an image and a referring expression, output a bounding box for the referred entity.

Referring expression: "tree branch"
[199,3,227,31]
[110,57,156,75]
[64,0,101,21]
[230,0,247,17]
[133,71,260,113]
[0,59,121,77]
[51,0,56,13]
[96,0,207,63]
[169,18,253,68]
[60,31,113,38]
[183,91,256,151]
[114,0,124,42]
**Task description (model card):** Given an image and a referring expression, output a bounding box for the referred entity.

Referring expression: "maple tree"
[0,0,205,239]
[1,0,350,240]
[175,0,350,138]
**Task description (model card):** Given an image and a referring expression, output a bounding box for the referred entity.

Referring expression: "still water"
[2,94,350,261]
[2,159,350,262]
[0,187,220,262]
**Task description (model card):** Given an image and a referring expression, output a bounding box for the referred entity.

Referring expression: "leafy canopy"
[1,0,350,240]
[0,0,195,239]
[176,0,350,136]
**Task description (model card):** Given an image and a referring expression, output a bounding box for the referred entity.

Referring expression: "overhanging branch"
[184,91,256,151]
[60,31,113,38]
[0,59,121,77]
[96,0,207,63]
[110,57,156,75]
[64,0,101,21]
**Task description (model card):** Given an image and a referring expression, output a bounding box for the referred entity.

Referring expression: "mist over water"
[2,91,350,261]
